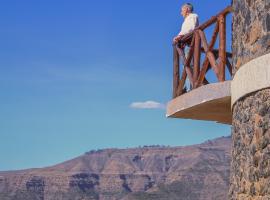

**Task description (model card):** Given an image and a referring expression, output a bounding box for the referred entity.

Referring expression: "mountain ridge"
[0,136,231,200]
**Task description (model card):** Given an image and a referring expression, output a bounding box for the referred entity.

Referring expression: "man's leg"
[184,46,192,91]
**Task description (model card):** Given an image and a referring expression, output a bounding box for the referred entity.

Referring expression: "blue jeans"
[184,46,192,91]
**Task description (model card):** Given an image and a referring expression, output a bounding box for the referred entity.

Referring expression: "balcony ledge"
[166,81,231,125]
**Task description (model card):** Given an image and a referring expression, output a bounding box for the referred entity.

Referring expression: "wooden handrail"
[172,6,232,98]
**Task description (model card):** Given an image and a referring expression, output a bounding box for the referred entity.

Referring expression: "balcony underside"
[166,81,231,125]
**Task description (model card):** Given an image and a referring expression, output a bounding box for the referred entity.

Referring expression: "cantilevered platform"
[166,81,231,124]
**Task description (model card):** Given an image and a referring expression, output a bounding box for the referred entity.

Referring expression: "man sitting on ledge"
[173,3,199,91]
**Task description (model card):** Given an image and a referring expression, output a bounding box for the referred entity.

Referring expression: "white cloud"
[130,101,165,109]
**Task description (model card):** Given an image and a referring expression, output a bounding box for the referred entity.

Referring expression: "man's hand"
[173,35,183,45]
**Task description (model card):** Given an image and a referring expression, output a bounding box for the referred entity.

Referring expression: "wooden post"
[177,69,187,95]
[177,38,194,95]
[196,23,220,87]
[198,30,220,78]
[177,47,194,89]
[173,45,180,98]
[196,59,210,87]
[218,15,226,81]
[193,31,201,87]
[209,23,219,49]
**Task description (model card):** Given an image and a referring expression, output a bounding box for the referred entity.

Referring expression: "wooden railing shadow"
[173,6,233,98]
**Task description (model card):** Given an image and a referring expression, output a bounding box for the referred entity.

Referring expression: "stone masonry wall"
[230,0,270,199]
[232,0,270,75]
[229,89,270,199]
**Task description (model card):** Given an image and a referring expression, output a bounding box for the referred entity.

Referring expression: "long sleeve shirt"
[178,13,199,36]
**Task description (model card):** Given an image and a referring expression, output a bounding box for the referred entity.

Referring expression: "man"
[173,3,199,91]
[173,3,199,44]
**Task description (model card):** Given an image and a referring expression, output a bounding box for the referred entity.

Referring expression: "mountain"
[0,136,231,200]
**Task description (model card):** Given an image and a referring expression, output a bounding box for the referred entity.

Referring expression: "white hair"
[182,3,194,12]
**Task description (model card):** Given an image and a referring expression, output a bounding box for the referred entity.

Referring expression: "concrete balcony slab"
[166,81,231,125]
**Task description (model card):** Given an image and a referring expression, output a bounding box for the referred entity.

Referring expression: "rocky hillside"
[0,136,231,200]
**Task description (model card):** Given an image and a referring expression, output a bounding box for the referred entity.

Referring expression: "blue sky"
[0,0,232,171]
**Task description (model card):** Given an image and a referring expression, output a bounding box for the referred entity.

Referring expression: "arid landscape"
[0,136,231,200]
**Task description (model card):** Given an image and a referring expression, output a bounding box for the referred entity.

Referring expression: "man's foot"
[182,87,187,94]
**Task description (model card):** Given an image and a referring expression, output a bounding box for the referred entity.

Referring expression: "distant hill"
[0,136,231,200]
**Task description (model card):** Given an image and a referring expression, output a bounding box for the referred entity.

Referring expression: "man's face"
[181,6,189,18]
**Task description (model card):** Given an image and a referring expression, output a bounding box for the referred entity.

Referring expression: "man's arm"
[188,14,199,32]
[173,35,183,44]
[173,14,199,45]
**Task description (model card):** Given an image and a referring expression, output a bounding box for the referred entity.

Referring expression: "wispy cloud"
[130,101,165,110]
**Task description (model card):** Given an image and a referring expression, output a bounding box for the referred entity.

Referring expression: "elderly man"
[173,3,199,91]
[173,3,199,44]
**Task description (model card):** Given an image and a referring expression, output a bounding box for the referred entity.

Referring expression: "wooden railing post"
[218,15,226,81]
[198,30,220,78]
[173,45,180,98]
[177,47,194,89]
[193,31,201,88]
[196,23,219,87]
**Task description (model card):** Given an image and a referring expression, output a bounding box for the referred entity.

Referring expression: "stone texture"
[230,0,270,199]
[232,0,270,76]
[229,89,270,200]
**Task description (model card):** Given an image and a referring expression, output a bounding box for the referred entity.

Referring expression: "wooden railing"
[173,6,232,98]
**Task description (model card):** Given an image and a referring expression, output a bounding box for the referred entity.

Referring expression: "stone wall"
[229,89,270,199]
[232,0,270,75]
[230,0,270,199]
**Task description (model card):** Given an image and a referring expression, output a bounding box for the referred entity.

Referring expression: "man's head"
[181,3,193,18]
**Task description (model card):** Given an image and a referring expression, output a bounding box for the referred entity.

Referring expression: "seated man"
[173,3,199,91]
